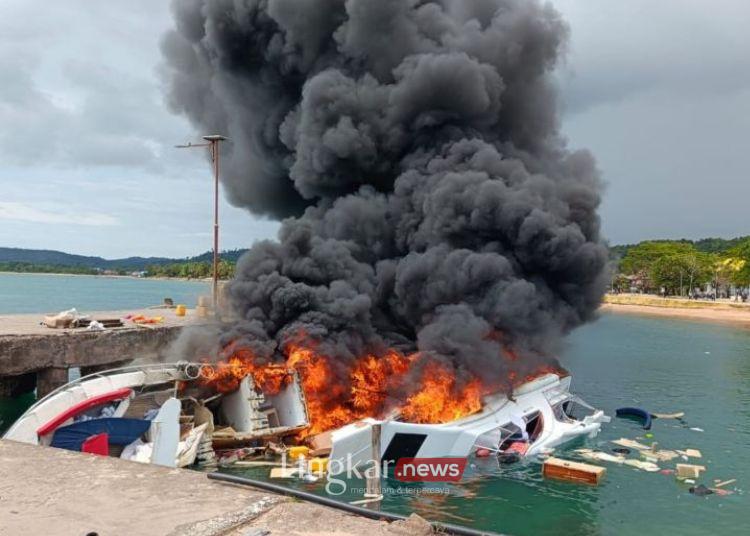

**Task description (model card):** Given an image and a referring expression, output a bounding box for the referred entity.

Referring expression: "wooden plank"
[612,438,650,451]
[232,460,283,467]
[543,457,606,485]
[269,467,300,478]
[651,412,685,419]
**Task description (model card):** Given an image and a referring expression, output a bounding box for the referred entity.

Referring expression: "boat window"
[555,395,596,421]
[525,411,544,442]
[474,425,517,452]
[552,400,574,422]
[493,414,542,456]
[497,422,525,450]
[382,433,427,464]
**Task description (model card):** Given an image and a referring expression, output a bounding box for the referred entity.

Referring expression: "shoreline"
[0,271,220,283]
[601,295,750,328]
[1,274,749,329]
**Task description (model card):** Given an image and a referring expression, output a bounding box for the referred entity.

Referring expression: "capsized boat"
[5,363,607,472]
[3,362,310,468]
[329,373,610,468]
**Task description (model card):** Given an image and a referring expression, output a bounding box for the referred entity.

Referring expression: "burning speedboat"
[4,359,606,471]
[330,372,608,469]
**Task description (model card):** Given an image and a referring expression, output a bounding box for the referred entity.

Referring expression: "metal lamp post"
[176,134,227,311]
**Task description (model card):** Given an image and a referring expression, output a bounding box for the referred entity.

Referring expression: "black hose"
[207,472,504,536]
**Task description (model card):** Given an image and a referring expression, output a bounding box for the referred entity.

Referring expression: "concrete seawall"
[0,309,202,397]
[0,440,430,536]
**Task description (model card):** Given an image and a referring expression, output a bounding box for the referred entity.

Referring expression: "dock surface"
[0,308,198,337]
[0,309,206,397]
[0,440,430,536]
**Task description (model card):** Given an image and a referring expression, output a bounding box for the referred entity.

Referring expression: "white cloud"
[0,202,118,226]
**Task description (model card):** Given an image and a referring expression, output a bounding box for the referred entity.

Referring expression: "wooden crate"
[676,463,706,479]
[543,457,606,485]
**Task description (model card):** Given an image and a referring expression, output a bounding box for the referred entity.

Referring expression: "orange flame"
[399,365,484,423]
[200,331,565,437]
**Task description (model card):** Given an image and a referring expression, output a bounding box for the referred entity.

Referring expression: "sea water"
[0,273,210,314]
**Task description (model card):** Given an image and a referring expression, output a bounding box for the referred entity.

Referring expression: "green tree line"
[144,259,235,279]
[0,262,99,275]
[612,238,750,296]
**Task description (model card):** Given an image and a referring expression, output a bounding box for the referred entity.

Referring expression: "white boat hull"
[329,374,608,468]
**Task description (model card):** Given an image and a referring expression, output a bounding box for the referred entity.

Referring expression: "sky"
[0,1,748,258]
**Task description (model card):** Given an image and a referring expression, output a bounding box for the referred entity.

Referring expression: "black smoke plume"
[162,0,609,394]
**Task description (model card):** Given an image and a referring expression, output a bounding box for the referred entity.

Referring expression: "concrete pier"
[0,309,204,398]
[0,440,431,536]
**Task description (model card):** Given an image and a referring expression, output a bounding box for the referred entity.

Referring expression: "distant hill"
[0,247,248,271]
[4,237,747,273]
[608,236,749,260]
[183,249,248,264]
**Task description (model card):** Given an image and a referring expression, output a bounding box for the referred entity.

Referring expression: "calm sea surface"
[1,279,748,534]
[0,272,210,314]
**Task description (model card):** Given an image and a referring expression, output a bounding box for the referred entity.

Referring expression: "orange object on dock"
[543,457,606,485]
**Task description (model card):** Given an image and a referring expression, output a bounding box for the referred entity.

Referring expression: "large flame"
[200,331,564,437]
[399,365,484,424]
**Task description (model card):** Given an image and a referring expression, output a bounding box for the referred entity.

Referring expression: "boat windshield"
[553,395,597,422]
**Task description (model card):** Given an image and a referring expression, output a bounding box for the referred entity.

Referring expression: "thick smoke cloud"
[162,0,609,392]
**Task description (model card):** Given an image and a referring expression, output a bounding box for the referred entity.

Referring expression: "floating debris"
[615,407,652,430]
[651,412,685,419]
[689,484,714,496]
[612,438,651,451]
[575,448,625,464]
[623,459,660,472]
[676,449,702,459]
[676,463,706,480]
[543,457,606,485]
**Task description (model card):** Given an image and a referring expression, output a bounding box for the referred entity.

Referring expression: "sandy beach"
[601,294,750,328]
